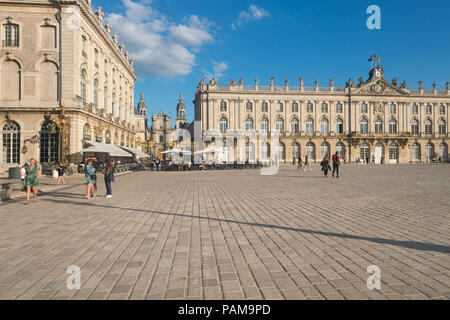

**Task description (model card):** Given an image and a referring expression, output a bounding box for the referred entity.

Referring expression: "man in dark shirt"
[332,152,340,178]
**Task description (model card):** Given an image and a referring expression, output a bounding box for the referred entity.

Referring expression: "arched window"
[220,101,227,111]
[412,104,418,114]
[426,105,432,114]
[105,131,111,144]
[360,118,368,134]
[246,101,253,112]
[120,134,125,146]
[103,87,108,110]
[80,70,87,104]
[112,93,116,116]
[439,142,448,161]
[439,119,446,135]
[4,23,19,47]
[306,142,315,160]
[245,142,255,163]
[412,143,421,161]
[390,104,396,114]
[336,103,343,113]
[321,142,330,158]
[389,143,399,162]
[275,117,284,133]
[321,103,328,113]
[292,102,298,112]
[276,142,286,161]
[360,143,370,162]
[426,142,434,159]
[291,142,300,159]
[261,102,268,113]
[389,119,397,134]
[276,102,283,113]
[83,123,91,140]
[93,79,99,109]
[260,142,270,160]
[261,117,269,133]
[375,118,383,134]
[361,103,368,113]
[119,98,122,120]
[245,117,253,132]
[219,117,228,133]
[320,118,329,134]
[307,103,313,113]
[425,119,433,135]
[336,142,345,159]
[306,117,314,134]
[2,121,20,164]
[411,119,419,135]
[440,105,445,115]
[40,121,59,164]
[336,118,343,134]
[291,118,299,133]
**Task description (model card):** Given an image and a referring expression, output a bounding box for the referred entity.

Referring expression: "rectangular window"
[3,24,19,47]
[307,103,313,113]
[336,103,343,113]
[361,103,368,113]
[321,103,328,113]
[261,102,268,113]
[292,103,298,112]
[276,103,283,113]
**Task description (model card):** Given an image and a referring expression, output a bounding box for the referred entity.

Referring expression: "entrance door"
[375,144,383,164]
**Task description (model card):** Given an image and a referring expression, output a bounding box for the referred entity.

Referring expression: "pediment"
[352,78,409,96]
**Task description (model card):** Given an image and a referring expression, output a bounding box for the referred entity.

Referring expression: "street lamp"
[346,78,355,164]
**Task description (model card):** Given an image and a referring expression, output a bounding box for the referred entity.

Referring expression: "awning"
[81,141,132,157]
[119,146,150,158]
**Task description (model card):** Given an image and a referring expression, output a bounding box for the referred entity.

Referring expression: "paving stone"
[0,165,448,300]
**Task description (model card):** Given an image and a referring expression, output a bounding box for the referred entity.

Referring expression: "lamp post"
[346,78,354,164]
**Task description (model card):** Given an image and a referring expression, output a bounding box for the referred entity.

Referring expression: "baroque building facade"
[194,65,449,164]
[0,0,146,173]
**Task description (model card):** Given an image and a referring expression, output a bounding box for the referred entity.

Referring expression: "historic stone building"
[0,0,145,173]
[194,65,449,164]
[150,111,174,157]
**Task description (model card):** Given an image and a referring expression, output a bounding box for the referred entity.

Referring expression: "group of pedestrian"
[295,152,341,178]
[295,155,312,172]
[320,152,340,178]
[83,157,115,200]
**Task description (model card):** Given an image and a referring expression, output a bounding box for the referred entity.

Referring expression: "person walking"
[103,160,114,198]
[332,152,340,178]
[23,159,40,204]
[56,161,66,185]
[297,155,303,171]
[371,154,375,165]
[320,155,331,178]
[91,158,98,197]
[155,158,160,171]
[304,154,312,172]
[84,159,96,200]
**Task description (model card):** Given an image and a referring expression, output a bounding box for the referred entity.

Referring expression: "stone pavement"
[0,164,448,300]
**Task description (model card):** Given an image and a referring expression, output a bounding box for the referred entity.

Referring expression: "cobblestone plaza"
[0,164,449,300]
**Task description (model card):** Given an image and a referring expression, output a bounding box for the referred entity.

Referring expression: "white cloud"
[105,0,214,78]
[232,4,270,30]
[203,61,229,81]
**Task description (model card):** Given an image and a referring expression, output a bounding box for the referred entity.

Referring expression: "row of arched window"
[218,116,447,135]
[82,123,135,147]
[80,70,133,123]
[218,101,447,115]
[1,121,59,164]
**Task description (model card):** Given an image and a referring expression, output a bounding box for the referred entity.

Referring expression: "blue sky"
[91,0,450,125]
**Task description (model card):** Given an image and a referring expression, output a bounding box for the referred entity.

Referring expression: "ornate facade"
[194,65,450,164]
[0,0,145,173]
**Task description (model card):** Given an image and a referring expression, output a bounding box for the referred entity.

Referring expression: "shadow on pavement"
[38,195,450,254]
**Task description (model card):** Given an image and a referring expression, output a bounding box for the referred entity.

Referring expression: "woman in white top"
[20,163,27,191]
